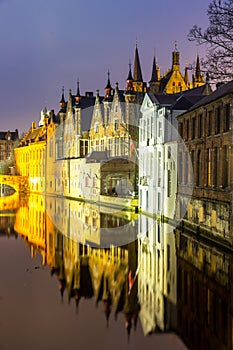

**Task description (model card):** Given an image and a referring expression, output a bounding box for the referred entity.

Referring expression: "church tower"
[132,42,146,93]
[192,54,205,88]
[103,70,113,127]
[149,55,160,94]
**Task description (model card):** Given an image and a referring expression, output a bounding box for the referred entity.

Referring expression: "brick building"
[177,81,233,245]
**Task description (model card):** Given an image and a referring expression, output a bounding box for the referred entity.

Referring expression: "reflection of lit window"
[85,216,89,225]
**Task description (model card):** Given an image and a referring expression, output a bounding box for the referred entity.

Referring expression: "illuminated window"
[215,106,221,134]
[114,119,119,131]
[224,104,230,132]
[167,170,172,197]
[94,122,99,133]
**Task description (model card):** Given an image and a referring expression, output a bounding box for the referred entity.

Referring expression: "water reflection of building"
[14,194,47,262]
[0,188,19,212]
[44,196,138,248]
[176,227,233,350]
[138,215,177,334]
[14,194,140,338]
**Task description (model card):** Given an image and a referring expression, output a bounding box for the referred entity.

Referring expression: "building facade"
[177,81,233,245]
[138,85,210,219]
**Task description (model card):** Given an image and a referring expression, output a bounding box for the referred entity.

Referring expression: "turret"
[103,71,112,126]
[132,41,145,92]
[192,54,205,88]
[75,80,81,104]
[149,55,160,94]
[103,70,113,102]
[59,86,66,109]
[172,41,180,71]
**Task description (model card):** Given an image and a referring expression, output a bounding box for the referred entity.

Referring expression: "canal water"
[0,192,232,350]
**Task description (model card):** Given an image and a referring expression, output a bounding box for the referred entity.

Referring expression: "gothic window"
[192,117,196,139]
[198,114,202,138]
[207,149,212,186]
[197,150,202,187]
[167,170,172,197]
[215,106,221,134]
[179,122,183,139]
[158,121,162,137]
[224,103,230,132]
[167,146,171,159]
[207,110,212,136]
[222,146,229,187]
[114,119,119,131]
[95,140,99,151]
[94,122,99,133]
[186,119,190,140]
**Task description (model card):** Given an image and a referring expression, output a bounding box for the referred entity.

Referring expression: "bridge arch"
[0,175,29,193]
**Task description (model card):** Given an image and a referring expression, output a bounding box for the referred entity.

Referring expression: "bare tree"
[188,0,233,82]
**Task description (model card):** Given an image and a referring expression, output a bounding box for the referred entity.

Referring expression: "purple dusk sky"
[0,0,210,134]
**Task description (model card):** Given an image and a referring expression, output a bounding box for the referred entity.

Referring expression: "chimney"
[31,122,37,130]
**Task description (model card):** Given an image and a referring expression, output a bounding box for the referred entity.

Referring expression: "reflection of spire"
[74,291,81,314]
[103,299,111,328]
[59,280,65,303]
[125,314,132,343]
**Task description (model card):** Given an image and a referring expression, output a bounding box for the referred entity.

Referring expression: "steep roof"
[133,45,143,82]
[188,80,233,111]
[147,84,209,111]
[149,56,159,83]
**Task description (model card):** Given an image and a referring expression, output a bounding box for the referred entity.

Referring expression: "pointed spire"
[104,70,112,101]
[133,42,143,82]
[76,79,81,97]
[125,60,135,93]
[172,41,180,70]
[195,54,201,80]
[105,70,112,89]
[149,55,159,83]
[75,80,81,104]
[59,86,66,108]
[127,60,133,81]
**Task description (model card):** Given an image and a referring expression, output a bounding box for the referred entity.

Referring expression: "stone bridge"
[0,175,29,193]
